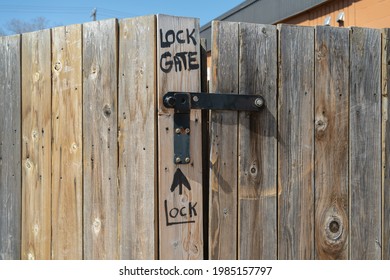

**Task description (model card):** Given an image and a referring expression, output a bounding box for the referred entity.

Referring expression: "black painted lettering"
[189,202,197,217]
[160,29,175,48]
[186,28,197,45]
[180,207,187,217]
[169,207,179,218]
[176,30,185,44]
[174,52,188,72]
[188,52,199,70]
[160,52,173,73]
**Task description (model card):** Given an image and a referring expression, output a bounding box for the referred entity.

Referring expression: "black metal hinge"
[163,92,265,164]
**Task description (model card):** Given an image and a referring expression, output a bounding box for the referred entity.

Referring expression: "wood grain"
[118,16,156,260]
[350,27,382,260]
[21,29,52,260]
[209,21,238,260]
[0,35,21,260]
[383,28,390,260]
[51,24,82,260]
[349,28,382,259]
[238,23,277,260]
[83,19,118,259]
[157,15,203,260]
[314,26,349,260]
[278,24,315,260]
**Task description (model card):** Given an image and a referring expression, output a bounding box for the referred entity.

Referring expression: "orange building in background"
[201,0,390,74]
[284,0,390,28]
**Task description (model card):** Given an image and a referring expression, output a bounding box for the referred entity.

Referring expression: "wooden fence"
[0,15,389,260]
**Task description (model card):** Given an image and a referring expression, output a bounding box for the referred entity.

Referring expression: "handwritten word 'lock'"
[164,200,198,226]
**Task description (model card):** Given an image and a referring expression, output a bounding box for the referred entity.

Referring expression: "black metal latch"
[163,92,265,164]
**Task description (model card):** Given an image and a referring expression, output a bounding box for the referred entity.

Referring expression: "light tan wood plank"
[51,24,82,260]
[83,19,118,260]
[238,23,277,260]
[383,28,390,260]
[157,15,203,260]
[278,24,315,260]
[314,26,349,260]
[118,16,156,260]
[0,35,21,260]
[209,21,239,260]
[350,27,382,260]
[21,29,52,260]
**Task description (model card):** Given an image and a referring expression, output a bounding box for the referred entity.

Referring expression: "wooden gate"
[1,15,390,260]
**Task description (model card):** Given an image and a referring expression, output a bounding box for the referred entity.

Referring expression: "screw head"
[175,128,181,134]
[254,98,264,108]
[185,128,190,134]
[193,96,199,102]
[185,157,191,163]
[175,157,182,163]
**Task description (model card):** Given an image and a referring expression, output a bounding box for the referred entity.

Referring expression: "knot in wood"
[103,104,112,118]
[325,216,343,241]
[315,116,328,136]
[93,218,101,235]
[54,61,62,72]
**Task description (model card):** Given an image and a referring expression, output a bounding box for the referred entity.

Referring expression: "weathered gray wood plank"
[209,21,239,260]
[350,27,382,260]
[314,26,349,260]
[157,15,203,260]
[0,35,21,260]
[238,23,277,260]
[83,19,118,259]
[51,24,83,260]
[118,16,156,260]
[278,24,315,260]
[21,29,52,260]
[383,28,390,260]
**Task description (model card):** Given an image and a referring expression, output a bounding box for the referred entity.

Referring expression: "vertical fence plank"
[238,23,277,260]
[314,26,349,260]
[51,24,83,259]
[21,30,52,260]
[383,28,390,260]
[278,25,315,260]
[157,15,203,260]
[118,16,156,260]
[350,27,382,260]
[83,19,118,259]
[209,21,239,260]
[0,35,21,260]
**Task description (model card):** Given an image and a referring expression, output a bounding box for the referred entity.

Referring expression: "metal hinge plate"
[163,92,265,164]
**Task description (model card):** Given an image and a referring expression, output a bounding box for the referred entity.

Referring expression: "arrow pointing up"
[170,168,191,195]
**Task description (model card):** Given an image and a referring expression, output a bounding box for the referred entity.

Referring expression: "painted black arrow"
[170,168,191,195]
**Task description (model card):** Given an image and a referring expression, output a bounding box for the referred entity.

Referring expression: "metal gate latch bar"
[163,92,265,164]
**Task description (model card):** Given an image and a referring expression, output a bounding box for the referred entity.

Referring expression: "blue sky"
[0,0,244,33]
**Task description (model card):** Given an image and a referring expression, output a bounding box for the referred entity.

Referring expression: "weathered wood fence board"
[157,15,203,260]
[314,26,349,260]
[0,35,21,260]
[1,16,390,260]
[277,25,315,260]
[21,29,52,260]
[350,27,382,260]
[238,23,277,260]
[118,16,156,260]
[51,24,83,260]
[209,21,239,260]
[83,19,118,259]
[383,28,390,260]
